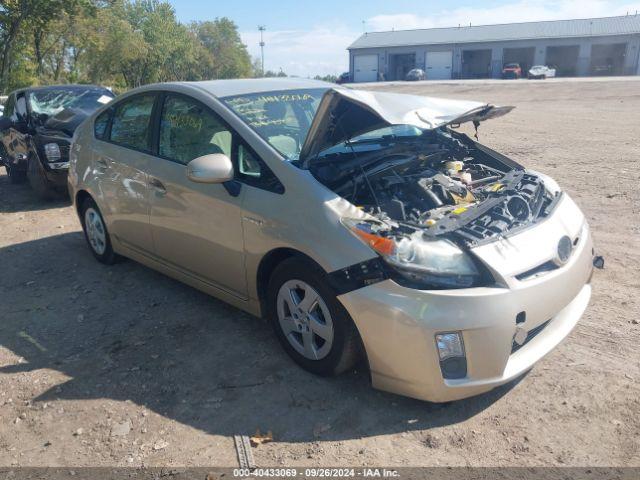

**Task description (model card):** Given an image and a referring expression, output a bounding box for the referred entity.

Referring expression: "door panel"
[11,94,30,166]
[93,141,154,253]
[94,93,156,253]
[147,93,247,298]
[147,160,247,297]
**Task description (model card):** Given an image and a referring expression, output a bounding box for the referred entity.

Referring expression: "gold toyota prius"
[68,78,599,402]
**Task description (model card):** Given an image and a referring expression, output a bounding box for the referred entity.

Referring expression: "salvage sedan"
[68,79,597,402]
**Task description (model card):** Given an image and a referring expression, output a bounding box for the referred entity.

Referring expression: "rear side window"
[159,94,232,165]
[109,94,155,152]
[94,109,111,140]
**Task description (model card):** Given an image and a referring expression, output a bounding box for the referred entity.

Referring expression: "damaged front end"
[301,89,561,290]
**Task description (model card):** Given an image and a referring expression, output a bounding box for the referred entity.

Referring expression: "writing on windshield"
[222,88,326,160]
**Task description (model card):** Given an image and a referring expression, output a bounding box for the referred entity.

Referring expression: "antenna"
[258,25,266,76]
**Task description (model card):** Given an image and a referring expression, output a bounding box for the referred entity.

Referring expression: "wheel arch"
[75,189,93,218]
[256,247,328,318]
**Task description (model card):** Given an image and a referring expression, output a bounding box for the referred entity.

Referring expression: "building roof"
[349,15,640,49]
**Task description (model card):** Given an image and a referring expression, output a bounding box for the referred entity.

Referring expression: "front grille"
[515,261,559,281]
[511,320,551,354]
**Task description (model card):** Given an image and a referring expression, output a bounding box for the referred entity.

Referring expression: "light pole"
[258,25,266,76]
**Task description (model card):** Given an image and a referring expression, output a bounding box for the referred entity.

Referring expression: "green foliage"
[192,18,252,79]
[0,0,255,93]
[314,74,338,83]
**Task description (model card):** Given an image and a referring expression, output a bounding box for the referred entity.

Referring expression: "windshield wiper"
[344,135,398,146]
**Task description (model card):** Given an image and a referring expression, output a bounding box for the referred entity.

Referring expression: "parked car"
[528,65,556,79]
[405,68,427,81]
[502,63,522,79]
[0,84,114,198]
[68,78,598,402]
[336,72,351,84]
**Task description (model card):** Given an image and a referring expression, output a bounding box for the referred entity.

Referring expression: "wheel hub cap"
[84,208,107,255]
[276,280,334,360]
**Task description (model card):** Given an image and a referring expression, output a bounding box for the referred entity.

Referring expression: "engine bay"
[310,128,560,247]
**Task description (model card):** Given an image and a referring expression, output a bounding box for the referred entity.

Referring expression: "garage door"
[353,55,378,83]
[425,51,452,80]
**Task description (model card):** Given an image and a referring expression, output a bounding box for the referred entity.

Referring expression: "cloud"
[241,26,354,77]
[367,0,640,31]
[241,1,640,77]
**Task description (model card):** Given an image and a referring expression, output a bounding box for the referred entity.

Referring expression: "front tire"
[80,198,118,265]
[267,257,362,376]
[27,154,56,199]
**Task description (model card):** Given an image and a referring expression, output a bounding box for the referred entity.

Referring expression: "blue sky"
[168,0,640,76]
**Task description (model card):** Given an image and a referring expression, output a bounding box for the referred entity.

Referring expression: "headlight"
[44,143,62,162]
[342,218,487,289]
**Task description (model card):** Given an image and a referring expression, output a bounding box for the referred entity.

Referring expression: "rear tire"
[80,197,118,265]
[27,154,56,199]
[267,257,362,376]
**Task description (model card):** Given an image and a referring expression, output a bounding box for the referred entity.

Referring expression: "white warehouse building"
[348,15,640,82]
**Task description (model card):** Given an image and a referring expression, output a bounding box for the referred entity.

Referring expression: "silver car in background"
[68,78,597,402]
[528,65,557,79]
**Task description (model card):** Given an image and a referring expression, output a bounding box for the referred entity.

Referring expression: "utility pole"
[258,25,266,76]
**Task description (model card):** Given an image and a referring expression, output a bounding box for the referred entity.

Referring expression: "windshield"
[28,88,114,117]
[221,88,327,161]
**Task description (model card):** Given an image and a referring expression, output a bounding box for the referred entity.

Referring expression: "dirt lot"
[0,78,638,468]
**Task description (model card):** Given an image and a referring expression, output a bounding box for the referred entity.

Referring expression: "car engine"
[310,128,560,247]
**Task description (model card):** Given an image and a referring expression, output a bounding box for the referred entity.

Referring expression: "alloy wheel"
[84,207,107,255]
[276,279,334,360]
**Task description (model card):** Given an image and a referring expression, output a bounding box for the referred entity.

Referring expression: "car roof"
[8,84,111,96]
[169,77,335,98]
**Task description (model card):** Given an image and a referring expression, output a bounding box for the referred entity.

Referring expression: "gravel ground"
[0,78,638,468]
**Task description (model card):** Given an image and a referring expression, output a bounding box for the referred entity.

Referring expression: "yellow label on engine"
[452,207,468,215]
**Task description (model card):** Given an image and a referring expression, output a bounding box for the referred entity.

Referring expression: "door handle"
[149,177,167,195]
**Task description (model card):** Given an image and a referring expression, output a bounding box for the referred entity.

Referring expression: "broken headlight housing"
[342,218,490,289]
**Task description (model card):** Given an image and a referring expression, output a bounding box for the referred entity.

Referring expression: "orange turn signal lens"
[351,228,396,256]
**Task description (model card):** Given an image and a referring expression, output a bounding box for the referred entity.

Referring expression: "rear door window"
[109,94,156,152]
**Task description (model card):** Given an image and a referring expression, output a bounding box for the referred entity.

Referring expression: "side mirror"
[186,153,234,184]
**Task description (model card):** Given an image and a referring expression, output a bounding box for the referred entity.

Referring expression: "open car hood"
[299,88,513,167]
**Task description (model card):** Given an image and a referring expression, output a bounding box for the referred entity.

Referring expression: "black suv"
[0,85,114,198]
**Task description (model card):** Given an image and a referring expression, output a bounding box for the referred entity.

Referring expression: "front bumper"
[43,166,69,187]
[338,196,594,402]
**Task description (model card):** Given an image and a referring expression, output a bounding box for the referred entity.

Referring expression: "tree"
[0,1,259,92]
[0,0,94,90]
[314,74,338,83]
[192,18,252,79]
